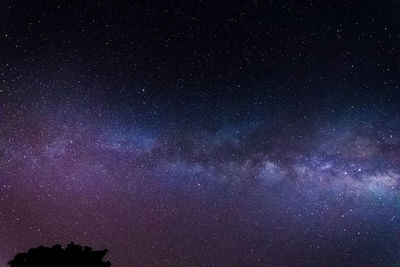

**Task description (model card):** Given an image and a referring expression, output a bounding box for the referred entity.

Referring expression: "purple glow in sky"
[1,105,400,265]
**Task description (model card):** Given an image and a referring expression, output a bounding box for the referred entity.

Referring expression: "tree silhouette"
[8,242,111,267]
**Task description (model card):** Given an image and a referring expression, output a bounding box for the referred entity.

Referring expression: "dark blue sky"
[1,1,400,266]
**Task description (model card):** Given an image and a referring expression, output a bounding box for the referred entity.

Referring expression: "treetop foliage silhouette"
[8,242,111,267]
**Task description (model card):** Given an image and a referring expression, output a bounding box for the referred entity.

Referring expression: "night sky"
[1,0,400,266]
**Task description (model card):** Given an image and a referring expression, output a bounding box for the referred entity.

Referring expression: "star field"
[1,1,400,266]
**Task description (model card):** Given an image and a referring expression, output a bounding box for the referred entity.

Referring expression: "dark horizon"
[1,0,400,266]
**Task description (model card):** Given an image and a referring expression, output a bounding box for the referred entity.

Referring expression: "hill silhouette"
[8,242,111,267]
